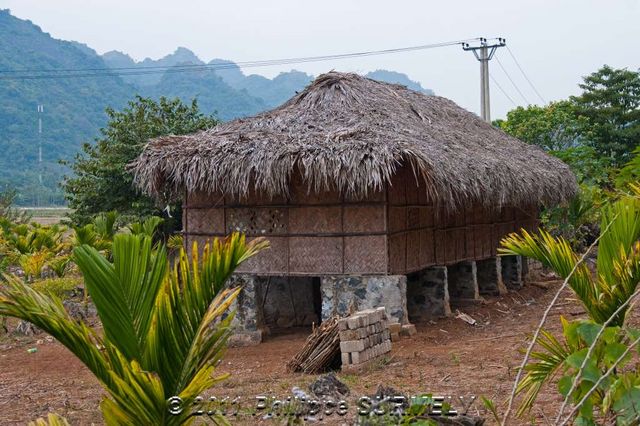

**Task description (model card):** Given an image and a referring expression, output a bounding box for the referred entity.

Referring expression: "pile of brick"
[338,307,392,372]
[389,322,416,342]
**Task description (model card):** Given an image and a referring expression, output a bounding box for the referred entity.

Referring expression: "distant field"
[18,207,70,225]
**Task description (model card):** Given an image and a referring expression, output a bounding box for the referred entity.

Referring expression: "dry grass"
[133,72,577,210]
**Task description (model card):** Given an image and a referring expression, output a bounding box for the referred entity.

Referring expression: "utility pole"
[463,38,506,122]
[37,104,44,207]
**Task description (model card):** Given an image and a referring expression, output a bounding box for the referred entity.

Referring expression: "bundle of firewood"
[287,316,340,373]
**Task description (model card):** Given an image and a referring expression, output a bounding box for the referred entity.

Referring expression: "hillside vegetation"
[0,9,433,205]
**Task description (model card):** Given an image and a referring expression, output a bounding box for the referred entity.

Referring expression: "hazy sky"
[3,0,639,118]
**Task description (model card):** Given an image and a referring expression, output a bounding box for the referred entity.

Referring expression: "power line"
[462,37,506,122]
[489,73,517,108]
[505,45,546,104]
[0,38,481,80]
[494,55,530,105]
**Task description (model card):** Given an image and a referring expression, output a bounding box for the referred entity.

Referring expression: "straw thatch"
[133,71,577,209]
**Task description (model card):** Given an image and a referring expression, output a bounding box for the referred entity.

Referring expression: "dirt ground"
[0,279,598,425]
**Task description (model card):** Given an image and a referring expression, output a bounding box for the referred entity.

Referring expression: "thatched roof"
[133,71,577,209]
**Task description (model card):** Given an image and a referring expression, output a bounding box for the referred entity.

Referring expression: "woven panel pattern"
[344,236,387,274]
[181,173,541,275]
[289,237,342,274]
[226,208,286,235]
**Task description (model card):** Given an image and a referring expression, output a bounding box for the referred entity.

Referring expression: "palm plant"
[500,195,640,416]
[92,211,119,240]
[128,215,164,238]
[71,223,112,252]
[501,197,640,325]
[0,232,268,425]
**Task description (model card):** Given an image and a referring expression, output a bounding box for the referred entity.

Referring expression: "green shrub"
[31,276,83,299]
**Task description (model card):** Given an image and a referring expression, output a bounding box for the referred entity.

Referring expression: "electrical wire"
[489,73,517,107]
[505,45,546,104]
[495,55,531,104]
[0,38,481,80]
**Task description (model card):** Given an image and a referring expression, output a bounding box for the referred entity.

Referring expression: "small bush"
[31,276,83,299]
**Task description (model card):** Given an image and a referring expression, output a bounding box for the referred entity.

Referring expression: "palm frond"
[74,234,167,361]
[500,229,597,318]
[3,232,267,424]
[0,275,112,385]
[145,234,269,395]
[27,413,71,426]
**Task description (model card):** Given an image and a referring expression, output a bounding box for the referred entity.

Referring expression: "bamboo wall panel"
[388,207,406,233]
[344,235,387,274]
[343,206,386,233]
[187,208,225,234]
[388,169,408,205]
[288,206,341,234]
[406,230,421,271]
[236,236,289,274]
[389,234,406,274]
[182,166,541,276]
[289,237,342,274]
[289,173,341,205]
[225,207,287,235]
[419,229,436,267]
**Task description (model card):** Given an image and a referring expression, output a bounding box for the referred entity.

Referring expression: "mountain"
[0,10,434,205]
[103,47,204,87]
[365,70,435,95]
[209,60,314,107]
[0,9,134,205]
[139,68,267,121]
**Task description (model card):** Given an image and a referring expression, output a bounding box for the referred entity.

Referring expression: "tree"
[571,65,640,167]
[617,146,640,189]
[63,96,217,226]
[494,101,585,152]
[495,101,611,186]
[0,233,268,424]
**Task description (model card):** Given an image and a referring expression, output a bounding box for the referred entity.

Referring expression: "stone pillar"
[226,274,265,346]
[406,266,451,322]
[447,261,482,305]
[501,255,523,290]
[476,257,507,295]
[521,256,530,282]
[320,275,408,325]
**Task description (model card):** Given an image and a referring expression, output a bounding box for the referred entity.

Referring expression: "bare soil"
[0,280,595,425]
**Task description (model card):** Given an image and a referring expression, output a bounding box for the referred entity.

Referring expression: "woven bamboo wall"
[182,167,539,276]
[182,172,389,276]
[386,166,539,275]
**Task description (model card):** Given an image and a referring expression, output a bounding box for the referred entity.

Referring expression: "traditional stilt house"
[134,72,576,344]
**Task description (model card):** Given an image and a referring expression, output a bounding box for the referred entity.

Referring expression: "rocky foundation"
[227,255,528,346]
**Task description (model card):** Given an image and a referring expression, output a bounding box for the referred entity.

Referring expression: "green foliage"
[552,146,613,187]
[31,276,83,299]
[0,10,134,205]
[0,218,69,280]
[0,189,31,223]
[495,100,585,151]
[0,12,314,205]
[28,413,71,426]
[502,196,640,325]
[480,396,501,424]
[128,216,164,238]
[500,194,640,422]
[166,234,184,252]
[93,211,119,241]
[617,146,640,190]
[63,96,217,227]
[571,65,640,167]
[540,184,603,251]
[0,232,268,425]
